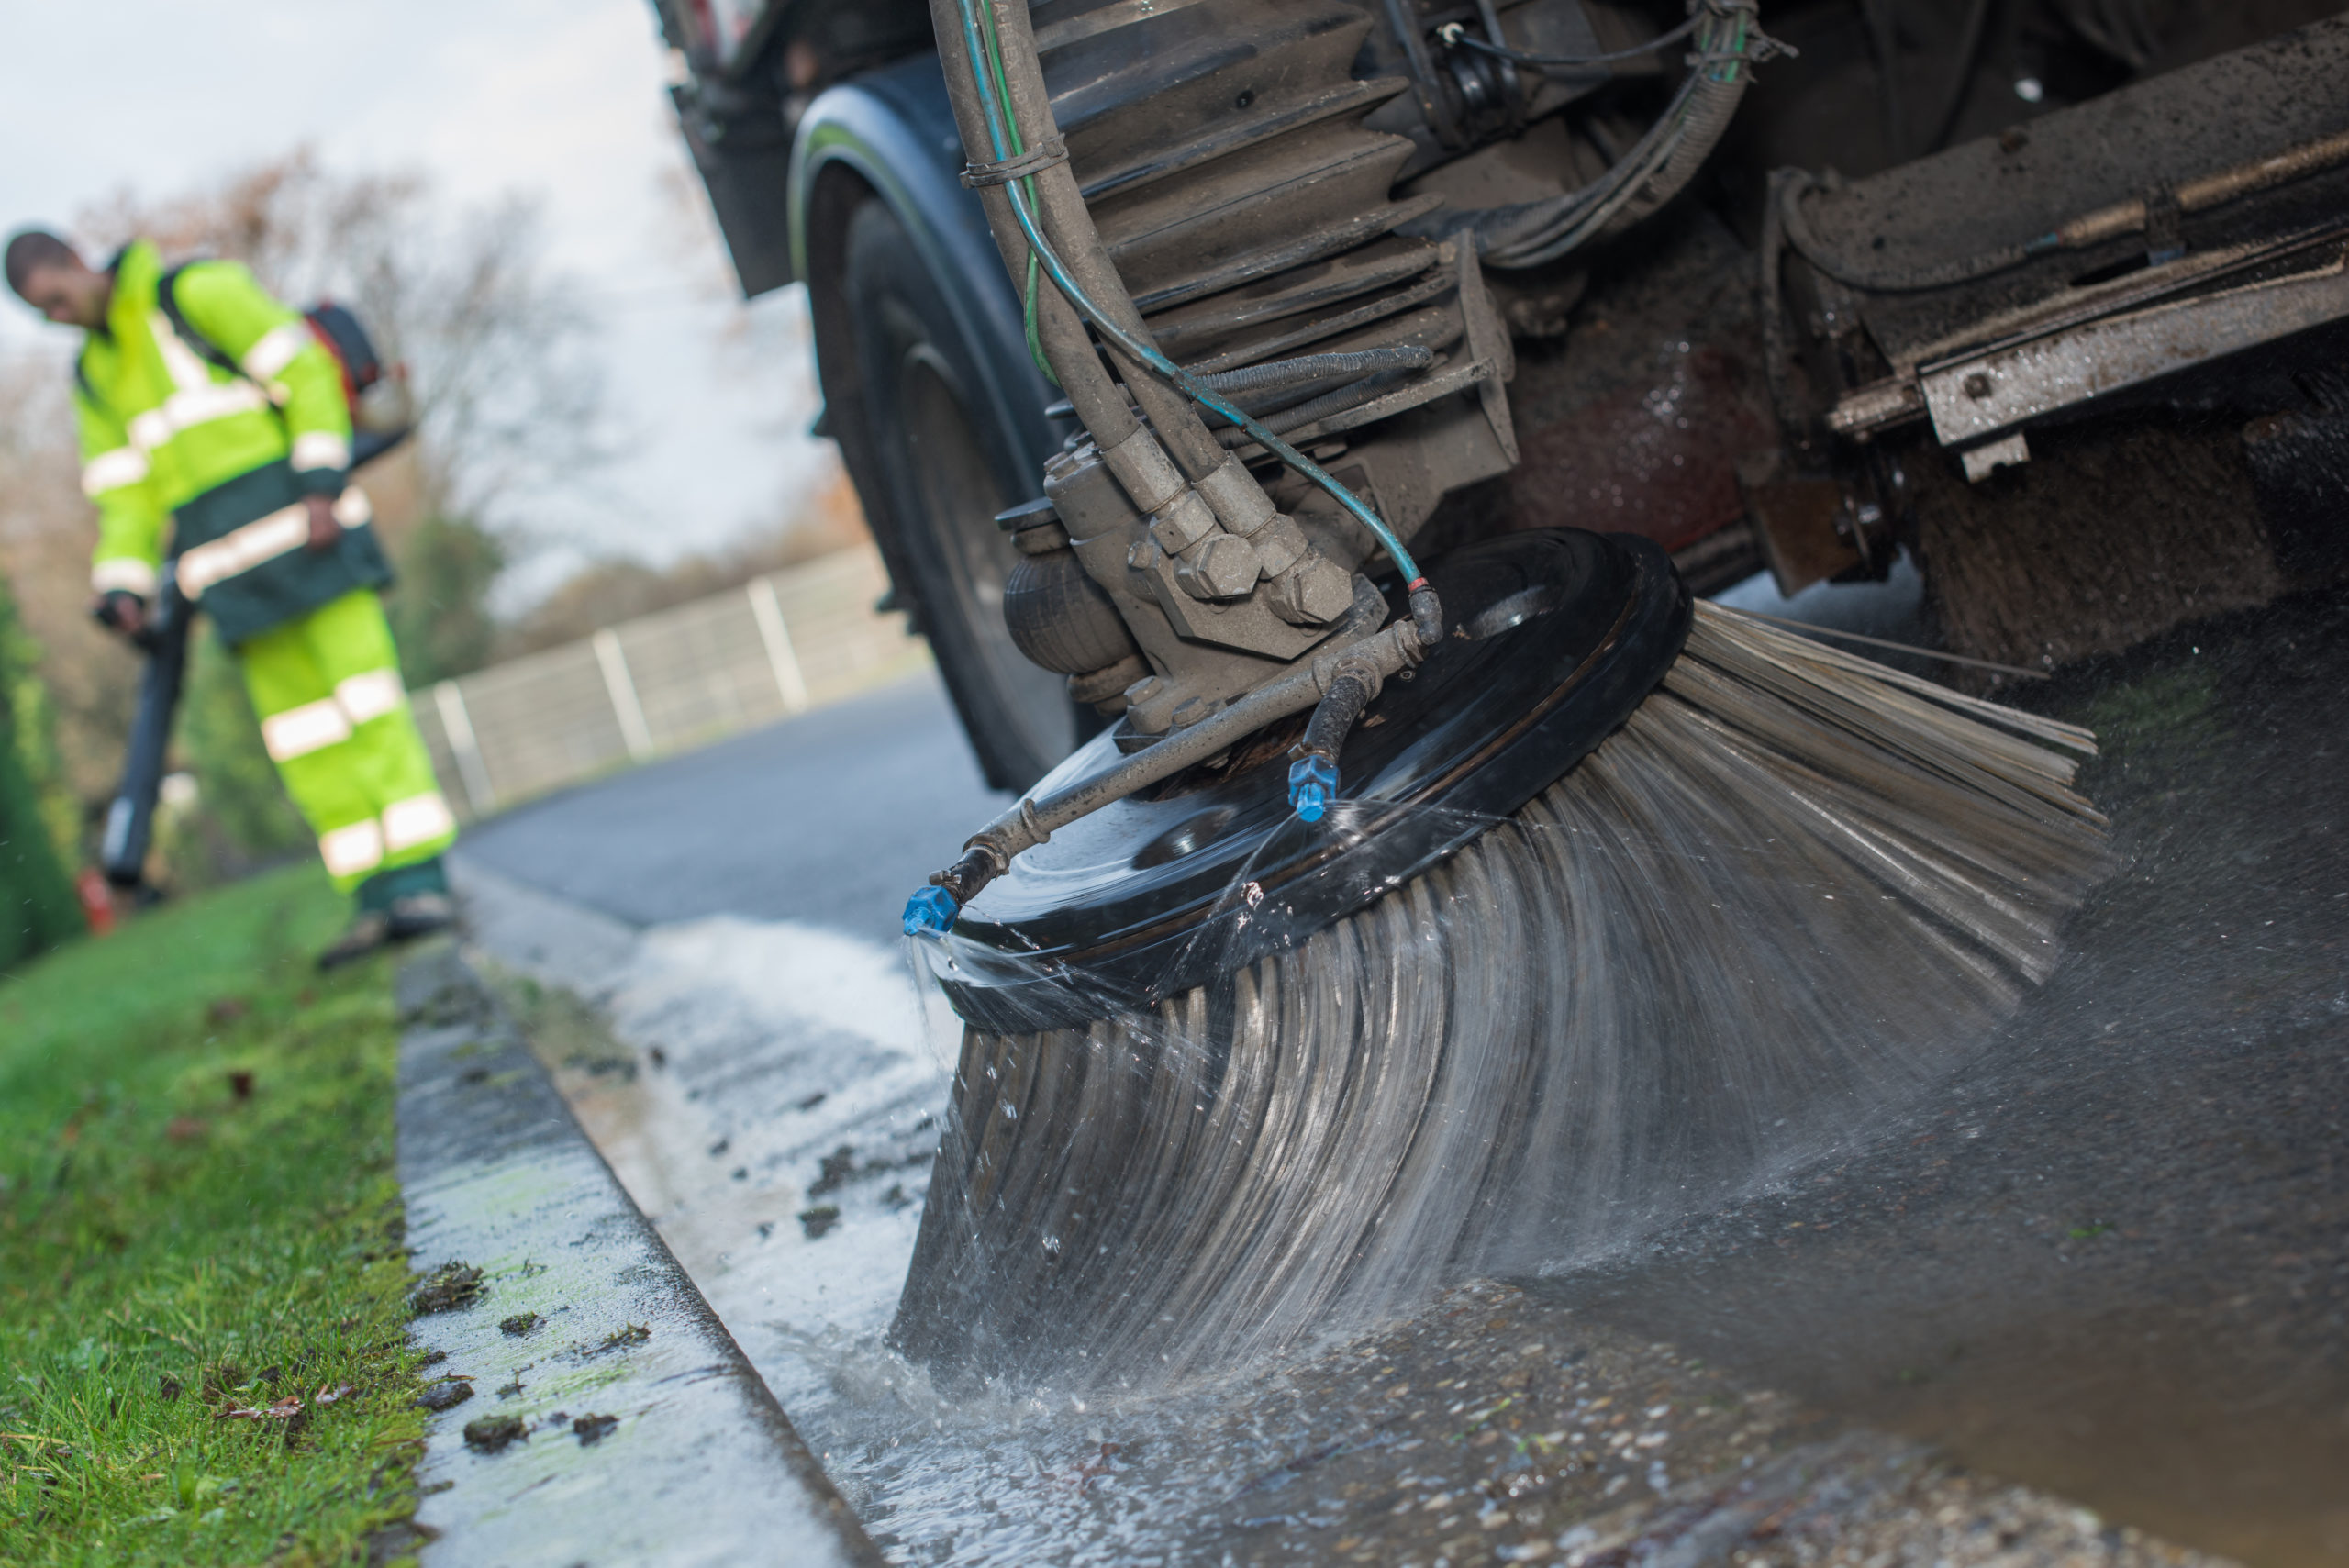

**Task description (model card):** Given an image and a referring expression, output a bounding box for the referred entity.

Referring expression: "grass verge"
[0,864,428,1566]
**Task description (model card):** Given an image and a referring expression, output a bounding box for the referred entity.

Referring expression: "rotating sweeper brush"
[885,0,2111,1382]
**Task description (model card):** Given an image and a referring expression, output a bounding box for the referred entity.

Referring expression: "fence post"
[592,628,656,762]
[748,575,811,714]
[432,680,498,818]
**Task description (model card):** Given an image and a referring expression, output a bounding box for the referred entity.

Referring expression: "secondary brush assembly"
[897,597,2110,1381]
[887,0,2110,1384]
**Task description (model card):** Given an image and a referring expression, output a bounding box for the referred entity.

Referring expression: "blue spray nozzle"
[1287,753,1339,824]
[903,884,963,938]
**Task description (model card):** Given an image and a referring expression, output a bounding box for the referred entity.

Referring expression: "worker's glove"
[304,493,343,553]
[91,589,148,638]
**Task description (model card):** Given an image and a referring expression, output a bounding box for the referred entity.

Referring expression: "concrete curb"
[394,945,882,1568]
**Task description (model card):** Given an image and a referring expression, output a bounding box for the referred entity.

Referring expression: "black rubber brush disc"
[940,528,1692,1032]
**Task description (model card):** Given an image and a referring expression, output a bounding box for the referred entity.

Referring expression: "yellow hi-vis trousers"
[237,588,457,895]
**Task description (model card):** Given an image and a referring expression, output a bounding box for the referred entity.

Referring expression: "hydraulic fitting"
[1148,489,1219,555]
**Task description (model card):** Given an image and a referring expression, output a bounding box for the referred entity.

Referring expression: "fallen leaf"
[217,1396,303,1422]
[313,1383,355,1406]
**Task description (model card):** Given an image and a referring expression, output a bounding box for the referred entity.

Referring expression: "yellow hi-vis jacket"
[72,239,391,644]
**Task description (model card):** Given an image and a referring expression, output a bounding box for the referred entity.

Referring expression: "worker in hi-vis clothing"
[6,228,457,966]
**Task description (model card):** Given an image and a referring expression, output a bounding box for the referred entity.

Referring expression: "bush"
[0,574,81,970]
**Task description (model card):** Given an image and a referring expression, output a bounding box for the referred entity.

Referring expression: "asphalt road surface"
[461,673,1004,946]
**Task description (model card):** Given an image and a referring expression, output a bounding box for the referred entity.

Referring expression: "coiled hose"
[1469,0,1789,270]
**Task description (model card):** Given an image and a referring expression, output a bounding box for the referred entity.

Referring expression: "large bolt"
[1265,551,1354,626]
[1250,515,1308,578]
[1175,534,1262,601]
[1170,695,1223,728]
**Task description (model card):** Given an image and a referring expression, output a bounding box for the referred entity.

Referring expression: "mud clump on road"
[462,1413,528,1452]
[799,1205,841,1240]
[410,1261,484,1315]
[499,1311,543,1337]
[416,1378,473,1412]
[571,1412,619,1445]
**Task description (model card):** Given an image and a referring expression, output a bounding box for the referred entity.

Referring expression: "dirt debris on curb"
[410,1261,485,1315]
[463,1413,529,1453]
[416,1378,474,1413]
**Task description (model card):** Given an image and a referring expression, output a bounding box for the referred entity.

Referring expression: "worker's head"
[6,229,108,329]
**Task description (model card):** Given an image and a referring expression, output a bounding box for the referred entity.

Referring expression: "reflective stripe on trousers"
[315,792,458,879]
[259,664,408,762]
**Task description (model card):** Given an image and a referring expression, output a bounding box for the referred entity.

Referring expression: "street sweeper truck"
[657,0,2349,1375]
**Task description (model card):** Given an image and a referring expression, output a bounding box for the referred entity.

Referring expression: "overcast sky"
[0,0,828,597]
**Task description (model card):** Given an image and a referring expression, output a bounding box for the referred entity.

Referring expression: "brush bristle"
[896,606,2113,1383]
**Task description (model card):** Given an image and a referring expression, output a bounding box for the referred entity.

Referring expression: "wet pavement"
[449,590,2347,1566]
[391,946,877,1567]
[1541,589,2349,1566]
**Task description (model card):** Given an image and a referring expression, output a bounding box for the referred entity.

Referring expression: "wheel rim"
[896,343,1074,770]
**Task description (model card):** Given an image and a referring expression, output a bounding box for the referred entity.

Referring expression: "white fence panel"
[411,542,921,818]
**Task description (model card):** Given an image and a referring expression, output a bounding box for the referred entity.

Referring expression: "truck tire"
[824,195,1080,792]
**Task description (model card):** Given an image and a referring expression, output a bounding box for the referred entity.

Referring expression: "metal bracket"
[1453,239,1519,465]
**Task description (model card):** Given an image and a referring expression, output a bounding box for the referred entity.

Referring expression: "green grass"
[0,865,428,1566]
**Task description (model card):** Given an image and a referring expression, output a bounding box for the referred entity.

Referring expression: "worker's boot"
[318,859,456,969]
[316,909,395,971]
[387,891,457,940]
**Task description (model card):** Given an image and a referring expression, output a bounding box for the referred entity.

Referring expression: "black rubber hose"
[1301,667,1377,761]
